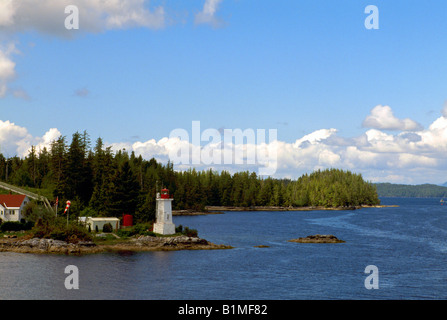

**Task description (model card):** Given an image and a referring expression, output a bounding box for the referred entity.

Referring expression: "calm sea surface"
[1,198,446,300]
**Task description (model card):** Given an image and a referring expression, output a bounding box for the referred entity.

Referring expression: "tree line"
[0,131,380,223]
[375,183,447,198]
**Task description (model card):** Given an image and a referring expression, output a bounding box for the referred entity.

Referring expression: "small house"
[0,194,30,222]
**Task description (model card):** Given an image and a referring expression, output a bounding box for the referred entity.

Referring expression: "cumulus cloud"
[0,120,61,157]
[362,105,423,131]
[0,0,16,27]
[3,105,447,184]
[0,42,18,97]
[195,0,224,28]
[0,0,165,36]
[102,107,446,183]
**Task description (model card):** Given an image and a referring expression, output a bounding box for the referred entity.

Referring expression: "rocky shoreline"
[172,209,225,216]
[171,204,399,216]
[206,205,398,212]
[0,236,233,255]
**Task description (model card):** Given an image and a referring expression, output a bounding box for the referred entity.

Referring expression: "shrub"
[30,219,92,243]
[102,223,113,233]
[182,226,198,237]
[116,223,154,237]
[0,221,34,232]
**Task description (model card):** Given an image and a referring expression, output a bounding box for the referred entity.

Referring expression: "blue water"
[1,198,446,300]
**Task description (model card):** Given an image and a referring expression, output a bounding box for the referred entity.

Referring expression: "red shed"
[122,214,133,227]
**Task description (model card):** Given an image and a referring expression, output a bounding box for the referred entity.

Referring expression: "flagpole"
[64,200,71,226]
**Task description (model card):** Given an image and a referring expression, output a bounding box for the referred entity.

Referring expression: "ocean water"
[0,198,446,300]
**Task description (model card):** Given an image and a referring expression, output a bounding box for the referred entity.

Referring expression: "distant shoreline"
[173,204,399,215]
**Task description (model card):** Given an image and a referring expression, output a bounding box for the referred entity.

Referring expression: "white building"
[79,217,120,232]
[153,188,176,235]
[0,194,30,222]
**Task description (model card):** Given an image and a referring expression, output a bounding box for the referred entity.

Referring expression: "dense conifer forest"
[0,131,380,223]
[375,183,447,198]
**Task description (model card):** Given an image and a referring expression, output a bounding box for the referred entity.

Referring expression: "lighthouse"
[153,188,176,235]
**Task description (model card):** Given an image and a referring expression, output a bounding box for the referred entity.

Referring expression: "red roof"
[0,194,27,208]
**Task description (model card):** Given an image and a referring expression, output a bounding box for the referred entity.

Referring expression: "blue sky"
[1,1,447,184]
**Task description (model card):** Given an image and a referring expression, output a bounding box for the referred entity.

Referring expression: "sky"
[1,0,447,184]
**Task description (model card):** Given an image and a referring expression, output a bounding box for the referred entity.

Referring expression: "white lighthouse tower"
[153,188,176,235]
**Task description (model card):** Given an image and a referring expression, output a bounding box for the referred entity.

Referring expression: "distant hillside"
[375,183,447,198]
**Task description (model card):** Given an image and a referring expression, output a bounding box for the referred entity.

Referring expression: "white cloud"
[0,42,18,97]
[293,128,337,147]
[0,0,16,27]
[195,0,224,28]
[362,105,423,131]
[0,120,60,157]
[0,0,165,36]
[2,105,447,184]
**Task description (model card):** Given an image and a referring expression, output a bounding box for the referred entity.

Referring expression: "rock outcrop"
[0,235,232,255]
[0,238,98,254]
[288,234,345,243]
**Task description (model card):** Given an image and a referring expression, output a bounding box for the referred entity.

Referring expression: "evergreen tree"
[109,160,139,217]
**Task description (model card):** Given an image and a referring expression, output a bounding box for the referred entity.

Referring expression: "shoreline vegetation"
[0,133,388,254]
[0,133,382,222]
[0,219,233,255]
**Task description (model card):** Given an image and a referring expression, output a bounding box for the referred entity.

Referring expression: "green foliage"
[0,130,381,222]
[176,224,198,237]
[22,201,56,224]
[182,226,198,237]
[102,223,113,233]
[0,221,34,232]
[31,218,92,243]
[116,223,154,237]
[287,169,380,207]
[375,183,447,198]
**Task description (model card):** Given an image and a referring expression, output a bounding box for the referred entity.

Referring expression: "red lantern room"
[161,188,170,199]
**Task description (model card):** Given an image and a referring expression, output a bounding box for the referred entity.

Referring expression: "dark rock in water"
[288,234,345,243]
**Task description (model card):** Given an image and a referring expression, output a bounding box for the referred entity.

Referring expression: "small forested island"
[0,131,383,254]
